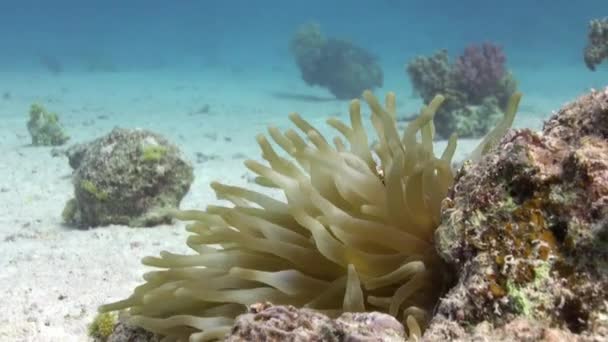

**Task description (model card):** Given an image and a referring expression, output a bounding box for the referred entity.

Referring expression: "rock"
[62,127,193,228]
[226,303,407,342]
[102,320,161,342]
[422,317,580,342]
[430,88,608,339]
[583,17,608,71]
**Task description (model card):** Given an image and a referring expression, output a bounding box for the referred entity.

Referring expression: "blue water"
[0,0,605,146]
[1,0,606,70]
[0,0,605,158]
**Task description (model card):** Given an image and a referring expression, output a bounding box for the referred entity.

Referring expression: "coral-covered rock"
[290,23,383,100]
[431,88,608,339]
[405,45,516,139]
[226,303,406,342]
[584,17,608,71]
[102,320,161,342]
[62,127,193,228]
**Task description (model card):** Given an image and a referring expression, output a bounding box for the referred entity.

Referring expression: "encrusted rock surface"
[62,127,193,228]
[101,321,161,342]
[430,88,608,340]
[584,17,608,71]
[422,317,581,342]
[226,302,406,342]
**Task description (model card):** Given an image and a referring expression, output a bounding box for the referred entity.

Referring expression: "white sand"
[0,63,602,341]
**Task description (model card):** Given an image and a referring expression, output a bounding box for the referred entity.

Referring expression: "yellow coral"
[142,145,168,162]
[88,312,117,340]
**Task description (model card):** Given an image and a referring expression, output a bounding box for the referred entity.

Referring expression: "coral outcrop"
[431,88,608,340]
[290,23,383,100]
[406,44,517,139]
[26,103,69,146]
[62,128,193,228]
[584,17,608,71]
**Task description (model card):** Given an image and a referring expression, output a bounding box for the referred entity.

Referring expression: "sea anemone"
[100,90,521,341]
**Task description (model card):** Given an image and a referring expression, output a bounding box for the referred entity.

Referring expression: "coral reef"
[62,128,193,228]
[226,302,406,341]
[99,89,521,341]
[26,103,69,146]
[290,23,383,99]
[406,44,517,139]
[431,88,608,340]
[584,17,608,71]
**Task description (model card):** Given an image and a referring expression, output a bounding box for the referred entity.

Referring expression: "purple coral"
[454,42,506,102]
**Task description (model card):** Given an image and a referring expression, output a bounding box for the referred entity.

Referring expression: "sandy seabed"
[0,63,601,341]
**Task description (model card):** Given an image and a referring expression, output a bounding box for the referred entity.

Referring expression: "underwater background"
[0,0,607,341]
